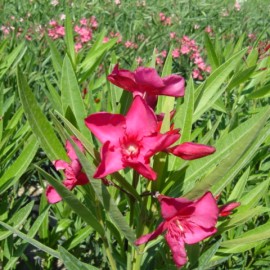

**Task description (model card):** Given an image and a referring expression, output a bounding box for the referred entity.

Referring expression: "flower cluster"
[45,64,240,267]
[48,20,65,40]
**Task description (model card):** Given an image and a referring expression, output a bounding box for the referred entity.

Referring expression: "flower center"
[120,135,141,159]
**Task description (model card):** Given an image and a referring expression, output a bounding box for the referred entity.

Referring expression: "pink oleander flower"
[161,50,167,58]
[159,12,166,22]
[180,44,190,55]
[172,48,180,58]
[46,137,89,204]
[135,192,219,268]
[234,1,241,11]
[219,202,241,217]
[107,64,185,99]
[103,36,110,43]
[167,142,216,160]
[156,57,163,66]
[85,95,180,180]
[75,42,83,52]
[192,69,203,80]
[170,32,176,39]
[205,25,213,34]
[136,56,143,65]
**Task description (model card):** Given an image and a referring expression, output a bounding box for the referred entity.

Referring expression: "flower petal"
[107,64,138,92]
[187,192,219,229]
[165,232,187,268]
[125,159,157,180]
[143,129,180,159]
[66,136,84,160]
[158,195,193,220]
[168,142,216,160]
[85,112,126,145]
[183,224,217,244]
[76,172,89,185]
[46,185,62,204]
[135,222,166,245]
[94,141,125,178]
[160,74,185,97]
[134,67,164,93]
[53,160,70,170]
[125,95,157,139]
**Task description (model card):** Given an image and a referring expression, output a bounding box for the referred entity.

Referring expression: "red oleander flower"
[107,64,185,109]
[46,137,89,204]
[135,192,219,268]
[85,95,180,180]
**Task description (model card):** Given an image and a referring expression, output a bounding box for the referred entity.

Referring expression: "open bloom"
[85,95,180,180]
[107,64,185,108]
[135,192,219,268]
[46,137,89,204]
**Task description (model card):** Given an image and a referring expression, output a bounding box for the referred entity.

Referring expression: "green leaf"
[59,246,99,270]
[4,207,50,270]
[0,220,60,259]
[227,167,250,201]
[46,35,63,79]
[196,240,222,270]
[64,12,75,66]
[0,42,26,79]
[0,201,34,241]
[35,166,105,236]
[61,55,88,135]
[0,135,39,193]
[169,108,270,197]
[221,222,270,249]
[240,179,269,207]
[204,34,219,70]
[227,66,257,91]
[247,83,270,99]
[193,48,247,121]
[185,108,270,198]
[17,67,67,161]
[64,226,93,250]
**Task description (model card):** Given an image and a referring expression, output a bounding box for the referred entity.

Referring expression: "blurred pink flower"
[135,192,219,268]
[46,137,89,204]
[205,25,213,34]
[234,1,241,11]
[85,96,180,180]
[136,57,143,65]
[103,37,110,43]
[161,50,167,58]
[75,42,83,52]
[172,48,180,58]
[170,32,176,39]
[51,0,59,6]
[60,14,66,20]
[180,45,190,54]
[156,57,163,66]
[115,0,121,5]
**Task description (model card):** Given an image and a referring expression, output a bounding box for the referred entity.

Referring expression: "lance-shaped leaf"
[0,134,39,193]
[61,55,89,135]
[0,220,60,259]
[59,246,99,270]
[17,67,67,161]
[193,48,247,121]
